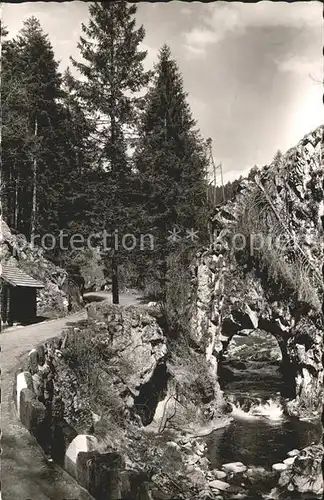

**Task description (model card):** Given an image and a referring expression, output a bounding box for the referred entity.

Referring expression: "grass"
[232,183,322,313]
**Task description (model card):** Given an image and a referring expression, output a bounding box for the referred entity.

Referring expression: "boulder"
[222,462,247,474]
[278,444,323,496]
[19,388,46,434]
[189,125,324,420]
[28,349,39,375]
[64,434,99,479]
[76,452,126,500]
[16,371,34,415]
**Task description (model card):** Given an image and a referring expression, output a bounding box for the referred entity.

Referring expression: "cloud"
[223,166,252,184]
[184,28,221,57]
[183,2,322,57]
[206,2,322,32]
[276,55,322,79]
[140,42,157,70]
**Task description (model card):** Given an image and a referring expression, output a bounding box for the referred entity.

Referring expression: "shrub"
[232,185,322,312]
[161,244,197,338]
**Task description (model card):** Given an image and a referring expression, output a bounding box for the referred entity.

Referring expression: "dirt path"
[1,292,144,500]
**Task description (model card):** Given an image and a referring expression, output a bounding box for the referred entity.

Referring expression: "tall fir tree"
[2,17,67,237]
[55,67,93,234]
[71,0,152,302]
[1,24,30,226]
[134,45,209,289]
[0,21,8,219]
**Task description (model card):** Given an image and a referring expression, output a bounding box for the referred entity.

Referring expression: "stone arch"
[218,302,297,399]
[190,253,324,420]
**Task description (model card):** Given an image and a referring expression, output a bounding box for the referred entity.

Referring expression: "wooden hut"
[0,263,44,327]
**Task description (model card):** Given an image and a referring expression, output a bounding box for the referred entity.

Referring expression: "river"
[205,356,323,499]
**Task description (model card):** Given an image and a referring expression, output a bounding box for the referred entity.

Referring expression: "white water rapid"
[229,395,285,423]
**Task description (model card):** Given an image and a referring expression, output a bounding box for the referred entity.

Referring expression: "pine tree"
[71,0,151,302]
[1,25,28,226]
[2,17,66,237]
[18,17,65,236]
[134,45,209,290]
[55,68,93,233]
[273,150,283,163]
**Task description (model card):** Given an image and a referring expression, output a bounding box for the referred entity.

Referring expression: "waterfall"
[228,394,285,423]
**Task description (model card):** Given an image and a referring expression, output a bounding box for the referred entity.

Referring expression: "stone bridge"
[189,126,324,421]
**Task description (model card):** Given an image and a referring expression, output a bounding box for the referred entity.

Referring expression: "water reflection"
[206,415,322,469]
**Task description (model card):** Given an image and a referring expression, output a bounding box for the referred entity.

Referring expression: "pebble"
[213,470,227,480]
[272,463,288,472]
[209,479,230,491]
[287,449,299,457]
[166,441,180,450]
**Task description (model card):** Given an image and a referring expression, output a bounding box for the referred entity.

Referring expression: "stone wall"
[14,334,153,500]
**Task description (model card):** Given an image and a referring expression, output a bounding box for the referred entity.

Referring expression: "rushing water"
[205,359,323,499]
[207,394,322,468]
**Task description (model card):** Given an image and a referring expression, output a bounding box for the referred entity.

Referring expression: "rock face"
[189,126,324,420]
[0,219,83,316]
[85,302,224,432]
[17,303,227,499]
[30,303,169,431]
[278,445,323,496]
[86,303,168,425]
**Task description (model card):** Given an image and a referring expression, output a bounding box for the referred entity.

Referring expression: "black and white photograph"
[0,1,323,499]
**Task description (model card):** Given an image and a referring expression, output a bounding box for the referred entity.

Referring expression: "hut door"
[10,287,37,324]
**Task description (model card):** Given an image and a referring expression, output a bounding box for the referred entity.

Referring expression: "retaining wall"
[14,335,152,500]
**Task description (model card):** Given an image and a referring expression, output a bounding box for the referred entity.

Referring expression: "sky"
[2,1,323,183]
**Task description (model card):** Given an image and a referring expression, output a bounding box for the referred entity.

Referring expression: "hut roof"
[0,263,44,288]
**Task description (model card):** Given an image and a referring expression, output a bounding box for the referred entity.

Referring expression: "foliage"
[2,7,215,300]
[233,177,322,312]
[133,44,209,290]
[2,18,69,236]
[161,242,197,337]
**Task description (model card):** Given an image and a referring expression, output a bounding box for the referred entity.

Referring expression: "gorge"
[7,125,324,500]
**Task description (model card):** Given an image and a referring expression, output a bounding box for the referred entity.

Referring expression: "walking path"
[1,292,143,499]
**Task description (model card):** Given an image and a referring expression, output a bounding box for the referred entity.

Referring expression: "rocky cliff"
[17,301,231,499]
[0,219,83,317]
[189,125,324,420]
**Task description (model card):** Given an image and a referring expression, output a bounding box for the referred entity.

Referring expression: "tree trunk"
[0,22,3,332]
[14,173,19,229]
[112,250,119,304]
[110,19,119,306]
[0,19,3,219]
[31,117,38,236]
